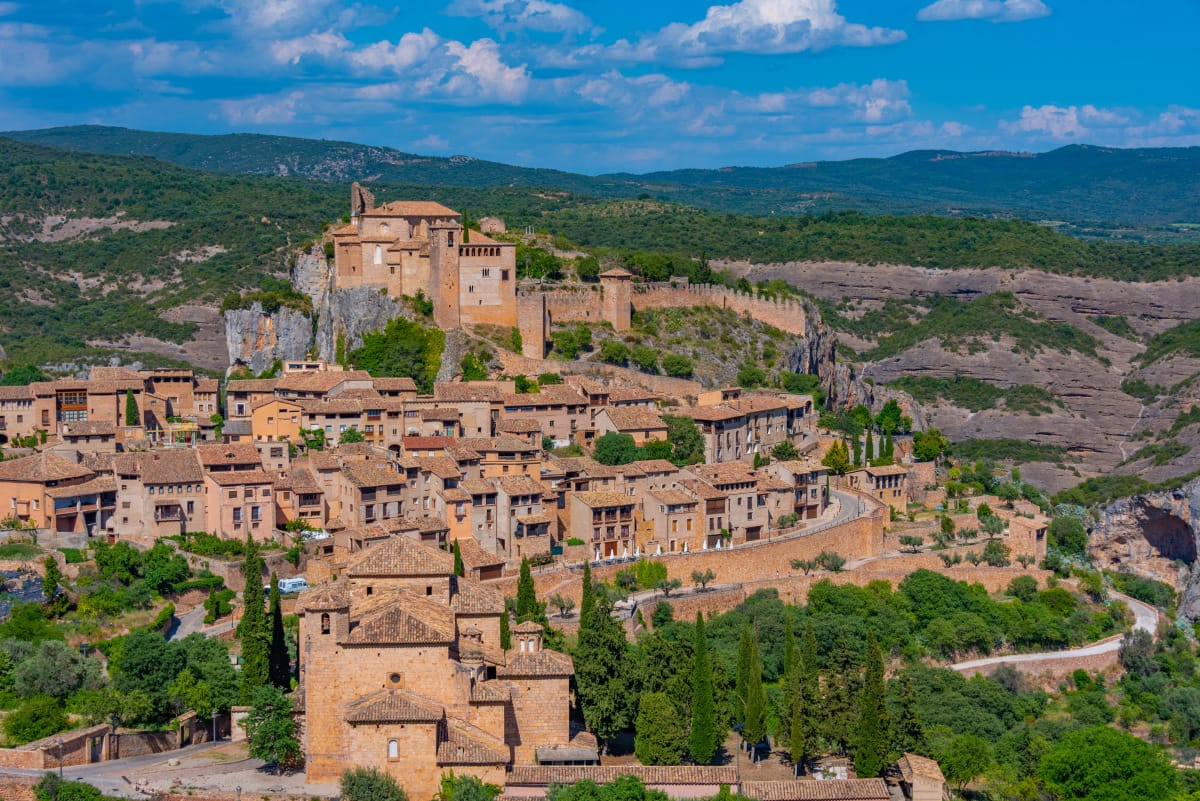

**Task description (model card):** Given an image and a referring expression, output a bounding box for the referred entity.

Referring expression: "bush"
[58,548,86,564]
[34,775,106,801]
[3,695,69,744]
[599,340,629,365]
[631,345,658,373]
[661,354,694,378]
[342,767,409,801]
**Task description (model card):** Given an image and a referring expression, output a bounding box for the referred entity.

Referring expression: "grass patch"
[946,438,1068,464]
[1120,378,1164,403]
[1122,440,1190,466]
[1138,319,1200,366]
[1088,314,1140,340]
[888,375,1059,415]
[0,543,41,559]
[57,547,86,564]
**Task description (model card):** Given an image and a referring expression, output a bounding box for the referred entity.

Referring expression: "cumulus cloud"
[270,30,350,65]
[447,0,593,34]
[442,39,531,102]
[917,0,1051,23]
[1001,104,1130,138]
[577,71,691,110]
[347,29,441,72]
[220,89,304,124]
[560,0,904,66]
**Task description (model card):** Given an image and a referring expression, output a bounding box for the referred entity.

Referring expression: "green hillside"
[7,126,1200,226]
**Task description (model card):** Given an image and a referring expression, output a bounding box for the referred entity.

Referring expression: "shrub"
[3,695,69,744]
[662,354,694,378]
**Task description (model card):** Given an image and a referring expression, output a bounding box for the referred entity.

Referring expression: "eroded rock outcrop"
[314,286,411,364]
[224,303,313,375]
[1095,479,1200,617]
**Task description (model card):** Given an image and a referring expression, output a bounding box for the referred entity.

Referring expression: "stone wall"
[0,724,110,770]
[633,285,808,336]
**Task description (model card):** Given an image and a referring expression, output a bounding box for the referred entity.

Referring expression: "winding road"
[951,591,1160,674]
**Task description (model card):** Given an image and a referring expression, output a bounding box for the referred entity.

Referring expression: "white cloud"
[270,30,350,65]
[1001,103,1130,139]
[348,29,441,73]
[577,71,690,110]
[0,3,19,17]
[447,0,593,34]
[442,39,531,102]
[917,0,1050,23]
[413,133,449,150]
[220,89,304,124]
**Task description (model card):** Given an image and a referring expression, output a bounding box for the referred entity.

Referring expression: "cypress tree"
[124,389,139,427]
[452,540,465,577]
[268,574,290,689]
[891,671,926,755]
[850,434,861,466]
[799,620,821,762]
[238,537,270,703]
[516,558,539,622]
[783,616,797,681]
[499,610,512,650]
[865,429,874,463]
[574,595,632,753]
[790,678,806,774]
[689,612,719,765]
[855,635,888,778]
[743,632,767,755]
[580,561,595,631]
[884,431,894,462]
[735,625,753,723]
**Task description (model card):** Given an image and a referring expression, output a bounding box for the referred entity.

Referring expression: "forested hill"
[6,125,1199,226]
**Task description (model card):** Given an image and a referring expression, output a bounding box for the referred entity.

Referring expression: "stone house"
[112,449,207,544]
[251,398,303,443]
[205,469,275,540]
[765,459,830,522]
[298,535,576,799]
[570,491,637,558]
[0,452,107,533]
[845,465,909,511]
[499,386,589,449]
[642,489,700,553]
[591,407,667,447]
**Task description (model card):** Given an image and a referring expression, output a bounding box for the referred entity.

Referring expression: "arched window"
[320,613,330,634]
[374,245,383,265]
[388,739,399,759]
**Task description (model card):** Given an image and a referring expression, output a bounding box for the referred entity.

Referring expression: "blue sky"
[0,0,1196,172]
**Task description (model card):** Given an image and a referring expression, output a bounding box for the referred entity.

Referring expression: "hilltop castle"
[332,184,520,331]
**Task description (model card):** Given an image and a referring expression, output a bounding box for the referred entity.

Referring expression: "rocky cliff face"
[292,243,330,311]
[224,303,313,374]
[1095,479,1200,617]
[313,286,411,364]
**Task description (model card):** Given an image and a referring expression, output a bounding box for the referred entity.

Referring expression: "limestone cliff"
[1095,479,1200,618]
[224,304,313,375]
[313,286,411,364]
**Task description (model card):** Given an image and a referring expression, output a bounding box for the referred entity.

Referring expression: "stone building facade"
[298,535,576,800]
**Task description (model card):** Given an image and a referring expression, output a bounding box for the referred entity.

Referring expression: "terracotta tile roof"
[195,378,219,393]
[727,395,788,414]
[226,379,278,394]
[600,407,666,432]
[452,576,505,615]
[455,537,505,569]
[441,487,471,503]
[598,267,633,278]
[628,459,678,474]
[197,442,262,467]
[862,465,908,477]
[373,377,419,392]
[80,452,115,474]
[681,479,726,501]
[0,385,34,400]
[516,512,554,526]
[497,648,574,678]
[206,469,274,486]
[574,491,636,508]
[380,516,450,535]
[897,753,945,784]
[114,450,202,483]
[418,456,462,480]
[739,781,890,801]
[776,460,826,474]
[308,451,341,471]
[345,689,443,724]
[343,593,456,645]
[512,620,543,634]
[332,223,359,237]
[437,718,509,765]
[60,420,117,438]
[459,479,495,495]
[299,583,350,611]
[406,434,458,452]
[688,462,758,485]
[45,475,116,498]
[251,397,300,412]
[377,200,460,217]
[0,452,94,483]
[296,398,362,415]
[347,535,455,577]
[758,476,793,492]
[469,681,510,703]
[496,475,544,496]
[331,387,384,402]
[497,418,542,433]
[508,766,737,786]
[434,383,503,402]
[282,467,321,493]
[647,489,696,506]
[501,385,587,408]
[459,436,538,454]
[683,405,744,422]
[342,461,403,488]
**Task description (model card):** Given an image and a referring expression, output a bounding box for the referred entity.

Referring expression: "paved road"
[951,591,1160,673]
[167,605,206,641]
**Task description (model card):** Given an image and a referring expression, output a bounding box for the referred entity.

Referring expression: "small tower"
[429,219,464,330]
[512,620,544,653]
[599,268,633,332]
[298,584,350,683]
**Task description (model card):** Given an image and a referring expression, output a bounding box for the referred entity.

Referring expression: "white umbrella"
[682,542,688,553]
[634,546,640,558]
[622,547,629,559]
[702,540,708,550]
[715,539,722,550]
[656,544,662,556]
[595,549,601,562]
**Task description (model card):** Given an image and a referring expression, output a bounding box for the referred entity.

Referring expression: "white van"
[265,577,311,595]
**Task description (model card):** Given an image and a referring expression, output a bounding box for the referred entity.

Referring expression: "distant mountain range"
[5,125,1199,226]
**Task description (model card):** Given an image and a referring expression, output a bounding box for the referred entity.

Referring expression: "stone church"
[331,183,519,331]
[297,536,578,799]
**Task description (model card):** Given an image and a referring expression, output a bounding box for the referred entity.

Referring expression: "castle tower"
[429,219,464,329]
[516,293,549,359]
[599,268,633,332]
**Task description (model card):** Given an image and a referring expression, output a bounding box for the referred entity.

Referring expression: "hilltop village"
[0,197,1063,801]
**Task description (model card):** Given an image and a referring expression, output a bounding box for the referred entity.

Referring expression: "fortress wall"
[634,285,809,336]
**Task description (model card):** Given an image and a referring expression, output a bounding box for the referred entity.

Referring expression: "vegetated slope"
[8,126,1200,226]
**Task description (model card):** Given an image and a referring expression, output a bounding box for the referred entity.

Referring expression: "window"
[426,586,433,596]
[447,231,455,247]
[374,245,383,264]
[388,740,399,759]
[501,270,509,281]
[481,268,490,277]
[321,613,330,634]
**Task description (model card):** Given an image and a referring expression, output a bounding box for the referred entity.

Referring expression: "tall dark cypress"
[268,573,290,689]
[735,625,753,724]
[499,609,512,650]
[238,536,270,703]
[783,616,797,680]
[799,620,821,760]
[855,635,888,777]
[865,429,875,463]
[516,558,539,622]
[580,560,595,631]
[452,540,465,577]
[743,632,767,753]
[689,612,719,765]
